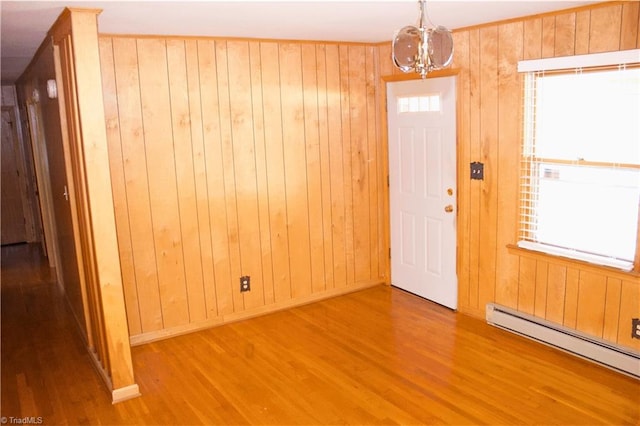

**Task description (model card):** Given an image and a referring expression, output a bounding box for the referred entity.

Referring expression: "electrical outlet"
[470,162,484,180]
[632,318,640,339]
[240,276,251,292]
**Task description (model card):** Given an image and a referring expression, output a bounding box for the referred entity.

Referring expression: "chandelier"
[392,0,454,78]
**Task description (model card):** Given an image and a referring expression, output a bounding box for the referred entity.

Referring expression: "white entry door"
[387,77,457,309]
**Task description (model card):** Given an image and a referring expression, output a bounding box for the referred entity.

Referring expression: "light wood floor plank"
[1,243,638,424]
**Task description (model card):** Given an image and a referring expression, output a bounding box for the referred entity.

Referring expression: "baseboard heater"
[486,304,640,379]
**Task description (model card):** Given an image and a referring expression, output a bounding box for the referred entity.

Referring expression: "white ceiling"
[1,0,597,83]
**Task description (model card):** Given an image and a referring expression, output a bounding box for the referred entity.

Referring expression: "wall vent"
[486,304,639,379]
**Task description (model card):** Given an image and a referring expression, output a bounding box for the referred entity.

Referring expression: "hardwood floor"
[2,244,639,425]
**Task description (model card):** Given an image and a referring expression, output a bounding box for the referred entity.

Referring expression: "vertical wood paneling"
[533,261,548,318]
[280,43,313,299]
[575,10,592,54]
[377,44,392,77]
[602,278,622,343]
[453,30,471,311]
[185,40,218,319]
[589,5,623,52]
[260,41,292,303]
[348,45,371,283]
[621,2,640,50]
[517,257,536,315]
[562,269,580,328]
[339,45,355,288]
[249,41,275,306]
[545,264,567,324]
[554,13,576,56]
[301,43,326,295]
[494,21,523,310]
[316,45,335,290]
[166,39,207,323]
[637,4,640,47]
[376,44,391,286]
[366,47,380,280]
[215,41,244,313]
[104,35,385,341]
[467,28,481,310]
[542,17,556,58]
[99,38,142,336]
[112,37,162,332]
[618,280,640,350]
[137,38,189,328]
[327,44,347,289]
[524,19,542,60]
[227,40,265,311]
[199,39,234,316]
[575,271,607,338]
[477,26,499,310]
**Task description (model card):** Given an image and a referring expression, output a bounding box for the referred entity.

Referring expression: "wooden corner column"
[48,8,139,403]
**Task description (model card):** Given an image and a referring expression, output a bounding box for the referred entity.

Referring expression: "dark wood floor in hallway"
[1,243,639,425]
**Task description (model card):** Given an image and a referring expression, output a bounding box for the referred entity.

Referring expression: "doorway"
[1,107,28,245]
[387,76,457,309]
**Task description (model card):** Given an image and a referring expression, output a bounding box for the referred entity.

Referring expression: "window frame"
[516,52,640,273]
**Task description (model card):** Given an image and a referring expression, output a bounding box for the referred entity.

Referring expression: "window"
[397,95,440,113]
[518,53,640,271]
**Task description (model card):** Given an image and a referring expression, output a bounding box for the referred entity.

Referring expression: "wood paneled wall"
[99,36,386,342]
[101,2,638,350]
[380,1,640,351]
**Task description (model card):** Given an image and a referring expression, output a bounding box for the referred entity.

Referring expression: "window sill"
[507,244,640,282]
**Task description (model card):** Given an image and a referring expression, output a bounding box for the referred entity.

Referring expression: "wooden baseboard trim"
[457,305,484,319]
[130,280,384,346]
[112,384,141,404]
[130,316,226,346]
[88,344,141,405]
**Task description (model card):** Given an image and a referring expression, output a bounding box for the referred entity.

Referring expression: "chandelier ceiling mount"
[392,0,454,78]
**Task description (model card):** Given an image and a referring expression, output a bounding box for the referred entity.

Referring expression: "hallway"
[1,243,112,420]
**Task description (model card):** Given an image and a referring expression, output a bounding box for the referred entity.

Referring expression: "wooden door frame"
[24,97,61,272]
[380,69,462,295]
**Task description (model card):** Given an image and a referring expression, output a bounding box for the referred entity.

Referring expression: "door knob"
[444,204,454,213]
